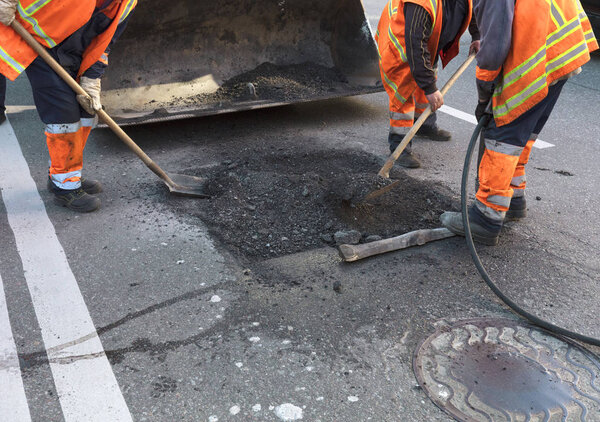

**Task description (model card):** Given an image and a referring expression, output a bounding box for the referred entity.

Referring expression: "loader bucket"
[100,0,383,126]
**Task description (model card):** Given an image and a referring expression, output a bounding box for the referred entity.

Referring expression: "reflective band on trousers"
[476,200,505,222]
[50,170,81,190]
[390,111,414,121]
[487,195,512,208]
[46,118,97,134]
[389,126,407,135]
[485,138,524,157]
[511,175,526,187]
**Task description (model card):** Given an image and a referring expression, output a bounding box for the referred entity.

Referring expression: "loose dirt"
[166,148,458,261]
[166,62,350,110]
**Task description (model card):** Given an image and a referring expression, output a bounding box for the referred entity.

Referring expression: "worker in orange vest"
[376,0,480,168]
[441,0,598,245]
[0,0,137,212]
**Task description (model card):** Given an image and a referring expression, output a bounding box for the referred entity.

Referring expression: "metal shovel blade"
[165,173,210,198]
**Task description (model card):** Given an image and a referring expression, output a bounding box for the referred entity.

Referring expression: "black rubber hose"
[461,115,600,346]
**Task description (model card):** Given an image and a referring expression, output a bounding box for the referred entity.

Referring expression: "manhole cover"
[413,318,600,421]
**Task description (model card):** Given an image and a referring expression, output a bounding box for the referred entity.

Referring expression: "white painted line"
[6,105,37,114]
[439,105,555,149]
[439,104,478,125]
[0,119,132,422]
[0,273,32,422]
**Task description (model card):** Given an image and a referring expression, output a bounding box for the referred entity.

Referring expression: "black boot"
[505,196,527,221]
[53,188,101,213]
[417,124,452,142]
[397,150,422,168]
[0,109,5,125]
[390,137,421,169]
[440,207,502,246]
[81,178,103,195]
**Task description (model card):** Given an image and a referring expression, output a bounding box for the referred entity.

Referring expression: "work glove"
[76,76,102,115]
[0,0,18,26]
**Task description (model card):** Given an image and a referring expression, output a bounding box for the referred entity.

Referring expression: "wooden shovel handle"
[10,20,176,185]
[338,228,456,262]
[378,54,476,178]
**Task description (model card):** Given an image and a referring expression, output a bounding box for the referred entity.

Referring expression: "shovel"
[11,21,209,198]
[378,53,476,179]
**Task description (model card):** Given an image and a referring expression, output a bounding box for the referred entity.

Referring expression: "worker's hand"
[469,40,481,55]
[475,100,492,122]
[426,90,444,112]
[76,76,102,115]
[0,0,18,26]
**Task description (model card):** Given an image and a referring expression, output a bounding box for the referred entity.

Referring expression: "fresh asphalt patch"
[155,147,459,261]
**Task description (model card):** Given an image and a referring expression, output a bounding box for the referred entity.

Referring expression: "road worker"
[441,0,598,245]
[0,0,137,212]
[376,0,480,168]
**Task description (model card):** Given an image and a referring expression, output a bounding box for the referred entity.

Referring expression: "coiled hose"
[461,115,600,346]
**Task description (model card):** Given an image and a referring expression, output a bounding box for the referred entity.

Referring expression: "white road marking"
[0,273,32,421]
[5,105,37,113]
[0,120,132,421]
[439,105,555,149]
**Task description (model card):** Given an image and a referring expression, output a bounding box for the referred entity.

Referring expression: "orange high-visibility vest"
[376,0,472,104]
[476,0,598,126]
[0,0,137,81]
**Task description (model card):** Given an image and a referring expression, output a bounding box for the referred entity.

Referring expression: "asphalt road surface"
[1,1,599,421]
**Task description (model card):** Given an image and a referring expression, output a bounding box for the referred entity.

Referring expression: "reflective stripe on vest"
[24,0,52,15]
[17,2,57,48]
[119,0,136,23]
[388,26,407,63]
[0,45,26,74]
[492,0,596,122]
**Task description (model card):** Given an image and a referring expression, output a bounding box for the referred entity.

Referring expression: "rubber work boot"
[417,125,452,142]
[505,196,527,221]
[397,151,422,168]
[440,209,500,246]
[47,177,103,195]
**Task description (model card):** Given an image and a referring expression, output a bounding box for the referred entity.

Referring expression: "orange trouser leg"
[475,138,523,222]
[510,139,534,199]
[46,119,93,190]
[413,88,429,118]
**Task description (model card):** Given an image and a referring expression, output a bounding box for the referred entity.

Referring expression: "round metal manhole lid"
[413,318,600,421]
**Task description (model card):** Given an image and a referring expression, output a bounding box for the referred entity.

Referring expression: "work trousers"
[476,79,567,222]
[26,54,95,190]
[0,75,5,114]
[387,85,437,153]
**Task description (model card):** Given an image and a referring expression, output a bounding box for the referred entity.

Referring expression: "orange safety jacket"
[0,0,137,81]
[476,0,598,127]
[376,0,472,104]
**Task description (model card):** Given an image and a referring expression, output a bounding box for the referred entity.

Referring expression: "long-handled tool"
[11,21,209,198]
[378,53,476,179]
[338,228,455,262]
